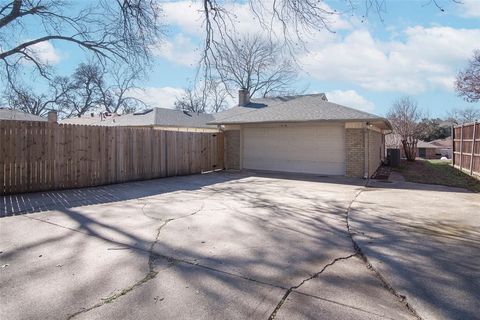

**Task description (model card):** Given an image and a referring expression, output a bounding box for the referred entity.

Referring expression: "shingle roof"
[210,93,389,127]
[60,114,119,125]
[417,140,439,149]
[386,133,440,149]
[61,108,215,128]
[0,108,47,122]
[430,137,452,149]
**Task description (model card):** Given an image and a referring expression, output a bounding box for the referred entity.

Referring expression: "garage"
[210,91,391,178]
[242,124,346,175]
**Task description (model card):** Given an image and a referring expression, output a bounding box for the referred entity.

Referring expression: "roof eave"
[209,118,391,128]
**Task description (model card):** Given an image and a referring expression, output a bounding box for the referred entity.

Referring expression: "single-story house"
[385,133,449,159]
[0,108,47,122]
[61,107,218,132]
[210,90,392,178]
[416,140,439,159]
[430,137,453,159]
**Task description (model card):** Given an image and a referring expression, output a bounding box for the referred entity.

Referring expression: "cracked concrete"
[268,253,358,320]
[349,180,480,320]
[1,171,466,319]
[67,198,208,319]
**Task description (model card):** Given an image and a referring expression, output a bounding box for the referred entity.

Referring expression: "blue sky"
[23,0,480,117]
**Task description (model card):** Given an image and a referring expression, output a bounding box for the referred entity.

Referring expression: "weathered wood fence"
[0,120,224,195]
[452,121,479,178]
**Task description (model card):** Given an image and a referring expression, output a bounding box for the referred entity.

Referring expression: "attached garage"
[242,124,345,175]
[211,90,392,178]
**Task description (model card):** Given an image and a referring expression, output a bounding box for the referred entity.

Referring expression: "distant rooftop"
[61,108,216,129]
[0,108,47,122]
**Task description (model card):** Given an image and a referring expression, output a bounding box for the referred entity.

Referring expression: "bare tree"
[455,50,480,103]
[0,0,162,88]
[60,63,103,117]
[213,35,297,98]
[175,87,205,113]
[175,79,229,113]
[199,0,461,81]
[205,79,229,112]
[387,97,426,162]
[447,107,480,124]
[5,76,71,116]
[95,65,146,114]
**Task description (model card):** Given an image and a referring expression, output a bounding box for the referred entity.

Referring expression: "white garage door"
[243,124,345,175]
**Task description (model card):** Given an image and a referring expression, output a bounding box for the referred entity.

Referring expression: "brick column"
[346,128,365,177]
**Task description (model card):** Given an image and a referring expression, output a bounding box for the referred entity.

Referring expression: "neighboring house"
[210,90,392,178]
[0,108,47,122]
[61,107,217,132]
[430,137,453,159]
[416,140,439,159]
[385,133,448,159]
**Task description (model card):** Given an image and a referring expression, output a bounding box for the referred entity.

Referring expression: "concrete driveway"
[0,172,477,320]
[349,180,480,320]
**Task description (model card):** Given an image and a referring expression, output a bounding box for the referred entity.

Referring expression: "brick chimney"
[47,111,57,123]
[238,88,250,106]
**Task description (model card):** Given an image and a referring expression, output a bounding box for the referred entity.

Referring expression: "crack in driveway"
[267,253,358,320]
[346,185,423,320]
[66,201,206,319]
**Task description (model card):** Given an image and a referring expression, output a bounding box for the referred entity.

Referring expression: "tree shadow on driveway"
[349,185,480,320]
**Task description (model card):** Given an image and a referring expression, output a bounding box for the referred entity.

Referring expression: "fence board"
[453,121,480,178]
[0,120,223,195]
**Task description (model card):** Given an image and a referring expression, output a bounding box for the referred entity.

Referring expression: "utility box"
[387,148,401,167]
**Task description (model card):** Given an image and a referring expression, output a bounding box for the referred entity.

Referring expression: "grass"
[394,159,480,192]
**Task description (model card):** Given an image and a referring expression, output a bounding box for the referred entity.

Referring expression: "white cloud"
[160,2,480,96]
[26,41,61,64]
[458,0,480,18]
[128,87,184,108]
[153,34,200,66]
[301,26,480,94]
[159,0,352,70]
[326,90,375,112]
[162,0,351,39]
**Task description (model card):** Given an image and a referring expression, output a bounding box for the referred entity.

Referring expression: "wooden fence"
[452,121,479,178]
[0,120,224,195]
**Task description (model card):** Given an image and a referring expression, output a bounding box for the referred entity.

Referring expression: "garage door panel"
[243,125,345,175]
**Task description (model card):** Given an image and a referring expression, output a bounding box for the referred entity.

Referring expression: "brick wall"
[225,130,240,169]
[346,128,384,178]
[346,129,365,177]
[367,130,383,177]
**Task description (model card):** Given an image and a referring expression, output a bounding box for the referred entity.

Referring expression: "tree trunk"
[402,138,417,162]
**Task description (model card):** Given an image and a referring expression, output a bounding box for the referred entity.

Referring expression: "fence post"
[471,121,477,175]
[460,124,464,171]
[451,124,455,165]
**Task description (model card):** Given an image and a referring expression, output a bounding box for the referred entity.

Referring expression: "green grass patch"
[395,159,480,192]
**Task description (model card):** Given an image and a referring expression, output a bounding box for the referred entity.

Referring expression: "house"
[0,108,47,122]
[416,140,439,159]
[430,137,453,159]
[385,134,451,159]
[210,90,392,178]
[61,107,217,132]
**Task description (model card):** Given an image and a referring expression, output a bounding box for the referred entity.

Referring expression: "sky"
[21,0,480,118]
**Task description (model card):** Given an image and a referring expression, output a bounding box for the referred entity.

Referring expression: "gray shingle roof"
[386,133,440,149]
[0,108,47,122]
[61,108,215,128]
[210,93,388,126]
